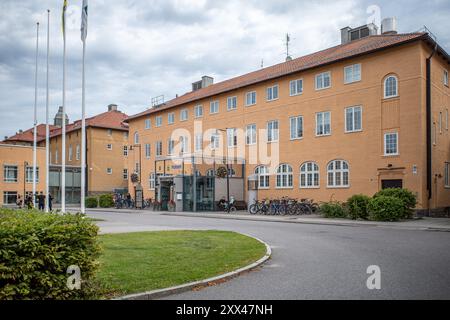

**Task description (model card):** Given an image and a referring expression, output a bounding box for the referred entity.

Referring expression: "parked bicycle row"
[249,197,319,216]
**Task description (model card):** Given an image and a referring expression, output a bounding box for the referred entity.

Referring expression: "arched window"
[384,75,398,98]
[134,131,139,144]
[300,162,319,188]
[255,166,270,189]
[327,160,349,188]
[276,164,293,188]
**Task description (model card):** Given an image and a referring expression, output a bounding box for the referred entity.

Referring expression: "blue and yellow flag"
[62,0,68,40]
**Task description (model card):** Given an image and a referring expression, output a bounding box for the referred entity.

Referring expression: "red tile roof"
[3,124,59,143]
[126,32,431,122]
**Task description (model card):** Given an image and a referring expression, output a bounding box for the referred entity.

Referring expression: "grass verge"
[97,230,266,298]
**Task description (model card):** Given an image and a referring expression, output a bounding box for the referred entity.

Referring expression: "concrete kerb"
[113,234,272,300]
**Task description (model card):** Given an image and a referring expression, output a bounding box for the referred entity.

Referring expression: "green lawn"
[97,230,267,298]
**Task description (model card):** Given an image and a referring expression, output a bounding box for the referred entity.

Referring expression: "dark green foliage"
[85,197,98,208]
[374,188,417,219]
[367,196,405,221]
[347,194,371,220]
[320,202,348,218]
[98,194,114,208]
[0,209,102,300]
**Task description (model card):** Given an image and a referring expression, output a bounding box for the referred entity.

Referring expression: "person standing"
[38,192,45,211]
[48,193,53,212]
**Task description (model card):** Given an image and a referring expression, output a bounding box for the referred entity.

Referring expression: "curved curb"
[113,234,272,300]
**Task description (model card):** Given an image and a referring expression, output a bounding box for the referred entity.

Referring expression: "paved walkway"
[83,208,450,232]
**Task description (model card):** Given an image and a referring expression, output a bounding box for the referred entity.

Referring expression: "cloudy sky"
[0,0,449,139]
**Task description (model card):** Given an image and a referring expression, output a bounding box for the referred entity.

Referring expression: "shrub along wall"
[99,194,114,208]
[0,209,102,300]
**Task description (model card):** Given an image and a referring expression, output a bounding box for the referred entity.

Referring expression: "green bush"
[0,209,102,300]
[98,194,114,208]
[320,202,348,219]
[374,188,416,219]
[347,194,371,220]
[367,196,405,221]
[85,197,98,208]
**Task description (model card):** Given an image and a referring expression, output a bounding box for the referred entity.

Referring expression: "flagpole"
[45,10,50,212]
[61,3,67,213]
[81,0,88,214]
[33,22,39,208]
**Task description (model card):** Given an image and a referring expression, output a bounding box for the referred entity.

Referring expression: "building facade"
[126,28,450,213]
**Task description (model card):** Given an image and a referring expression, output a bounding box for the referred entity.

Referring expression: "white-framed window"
[210,101,219,114]
[145,143,151,158]
[316,111,331,136]
[3,191,18,205]
[210,132,220,150]
[123,169,128,180]
[255,166,269,189]
[156,141,163,156]
[123,145,128,156]
[290,79,303,96]
[107,129,112,136]
[246,124,257,145]
[384,132,399,156]
[206,169,215,177]
[123,132,129,140]
[276,164,293,188]
[180,109,188,121]
[69,145,73,161]
[445,162,450,188]
[3,165,18,182]
[180,136,189,154]
[245,91,256,106]
[227,128,237,148]
[134,132,139,144]
[135,162,140,174]
[384,75,398,98]
[145,118,151,130]
[327,160,350,188]
[267,120,279,143]
[168,139,175,155]
[149,173,156,190]
[227,96,237,111]
[300,162,319,188]
[194,105,203,118]
[266,85,279,101]
[344,64,361,84]
[195,134,203,152]
[290,116,303,140]
[155,116,162,127]
[76,144,80,160]
[345,106,362,133]
[315,71,331,90]
[106,168,113,175]
[168,113,175,124]
[25,166,39,183]
[107,144,112,151]
[444,69,449,87]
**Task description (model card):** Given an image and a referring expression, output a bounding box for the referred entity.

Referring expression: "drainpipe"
[426,42,438,212]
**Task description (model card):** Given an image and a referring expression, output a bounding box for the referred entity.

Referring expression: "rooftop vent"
[108,104,118,112]
[192,76,214,92]
[341,23,378,44]
[381,17,398,35]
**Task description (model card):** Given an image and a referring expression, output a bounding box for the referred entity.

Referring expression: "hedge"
[0,209,102,300]
[320,202,348,218]
[98,194,114,208]
[374,188,416,219]
[347,194,371,220]
[85,197,98,208]
[367,196,405,221]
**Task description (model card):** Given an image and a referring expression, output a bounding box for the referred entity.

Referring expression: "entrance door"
[381,179,403,189]
[160,184,170,211]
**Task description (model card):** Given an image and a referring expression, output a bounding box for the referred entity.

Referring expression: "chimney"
[381,17,398,35]
[108,104,118,112]
[192,76,214,91]
[341,27,351,44]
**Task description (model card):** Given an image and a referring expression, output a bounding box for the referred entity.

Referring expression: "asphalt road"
[88,210,450,300]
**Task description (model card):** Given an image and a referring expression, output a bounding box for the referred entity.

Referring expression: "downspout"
[426,42,438,211]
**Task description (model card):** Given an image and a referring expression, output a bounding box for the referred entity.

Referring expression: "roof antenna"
[285,33,292,61]
[261,58,264,68]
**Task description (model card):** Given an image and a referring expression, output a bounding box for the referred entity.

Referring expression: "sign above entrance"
[172,165,182,170]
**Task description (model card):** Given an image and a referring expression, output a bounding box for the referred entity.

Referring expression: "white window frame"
[3,191,18,205]
[345,106,363,133]
[267,120,279,143]
[76,144,80,160]
[180,136,189,154]
[4,165,18,183]
[180,109,188,121]
[156,141,163,156]
[123,169,128,180]
[107,144,112,151]
[227,96,237,111]
[194,105,203,118]
[155,116,162,127]
[384,75,398,99]
[149,173,156,190]
[227,128,237,148]
[300,162,320,189]
[68,145,73,161]
[444,69,449,87]
[327,160,350,188]
[210,132,220,150]
[134,132,139,144]
[106,168,113,175]
[123,145,128,156]
[145,143,151,159]
[316,111,331,136]
[266,85,279,101]
[276,164,293,189]
[195,134,203,152]
[344,63,361,84]
[145,118,151,130]
[290,116,303,140]
[315,71,331,90]
[246,124,257,145]
[168,139,174,155]
[290,79,303,96]
[168,113,175,125]
[245,91,257,106]
[107,129,112,136]
[25,166,39,183]
[384,132,399,156]
[255,166,270,189]
[210,101,219,114]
